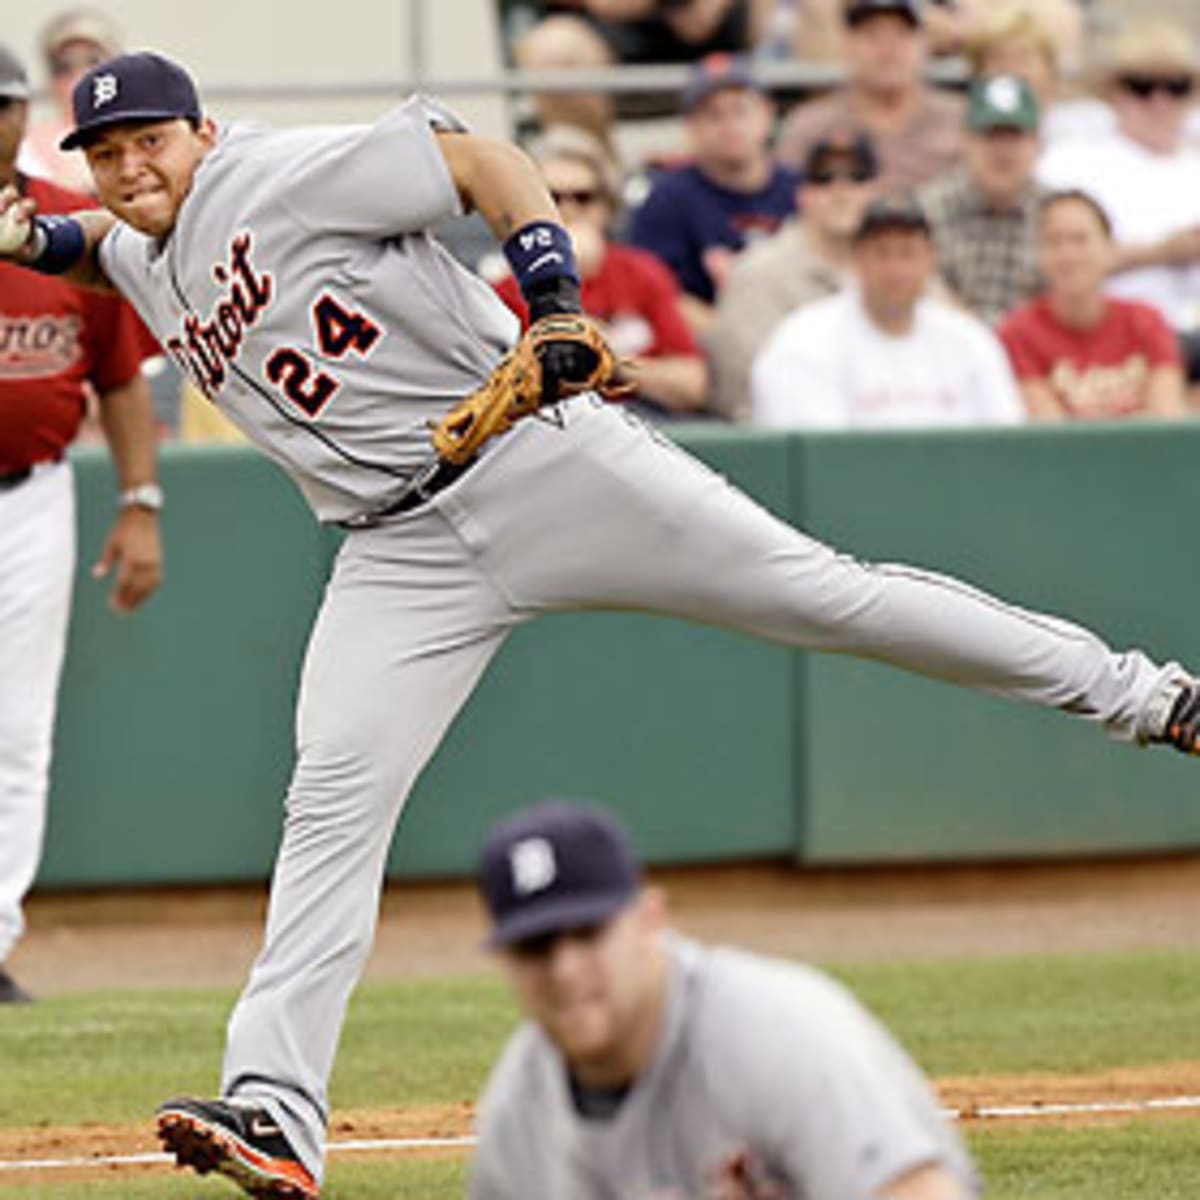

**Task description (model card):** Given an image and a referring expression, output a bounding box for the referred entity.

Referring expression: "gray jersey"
[471,936,979,1200]
[99,98,519,522]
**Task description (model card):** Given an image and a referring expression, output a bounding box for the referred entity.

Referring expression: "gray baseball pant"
[221,396,1179,1179]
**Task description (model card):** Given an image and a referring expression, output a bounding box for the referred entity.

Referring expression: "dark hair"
[1038,189,1113,238]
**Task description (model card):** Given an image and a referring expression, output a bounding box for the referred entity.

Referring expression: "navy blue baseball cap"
[477,801,642,948]
[681,53,763,113]
[61,51,201,150]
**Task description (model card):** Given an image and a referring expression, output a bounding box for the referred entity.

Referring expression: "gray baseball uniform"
[96,97,1184,1182]
[471,935,979,1200]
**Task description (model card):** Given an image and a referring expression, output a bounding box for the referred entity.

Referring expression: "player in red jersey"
[0,44,162,1004]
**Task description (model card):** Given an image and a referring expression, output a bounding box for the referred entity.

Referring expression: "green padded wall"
[792,423,1200,862]
[33,422,1200,887]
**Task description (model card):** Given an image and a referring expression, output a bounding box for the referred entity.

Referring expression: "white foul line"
[0,1135,477,1174]
[2,1100,1200,1174]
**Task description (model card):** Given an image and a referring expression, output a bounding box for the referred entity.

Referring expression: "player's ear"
[639,885,668,932]
[196,117,218,149]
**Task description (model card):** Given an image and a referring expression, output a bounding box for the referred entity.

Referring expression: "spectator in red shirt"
[999,189,1187,421]
[0,43,162,1004]
[492,125,708,418]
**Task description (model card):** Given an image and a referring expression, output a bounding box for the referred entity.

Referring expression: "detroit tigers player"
[473,800,976,1200]
[2,49,1198,1199]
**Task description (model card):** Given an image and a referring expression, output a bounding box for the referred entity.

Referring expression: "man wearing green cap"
[918,74,1046,325]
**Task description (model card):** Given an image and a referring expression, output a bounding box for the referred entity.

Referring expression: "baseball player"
[473,799,978,1200]
[1,48,1196,1199]
[0,43,162,1007]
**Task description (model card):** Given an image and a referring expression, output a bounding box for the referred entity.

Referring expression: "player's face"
[686,87,773,175]
[846,14,924,95]
[501,890,668,1084]
[1038,199,1112,299]
[854,229,934,322]
[85,117,217,238]
[0,97,28,176]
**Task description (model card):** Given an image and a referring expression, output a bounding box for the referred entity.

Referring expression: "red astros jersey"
[0,175,144,474]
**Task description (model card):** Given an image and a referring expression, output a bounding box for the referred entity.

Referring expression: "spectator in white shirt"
[751,196,1025,429]
[1037,19,1200,376]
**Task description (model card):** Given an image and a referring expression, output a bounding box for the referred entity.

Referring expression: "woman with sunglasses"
[491,125,709,419]
[1038,19,1200,381]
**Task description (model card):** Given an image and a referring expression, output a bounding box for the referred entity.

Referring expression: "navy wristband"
[29,215,87,275]
[503,221,580,301]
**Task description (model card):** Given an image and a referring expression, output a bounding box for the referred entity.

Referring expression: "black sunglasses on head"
[808,165,876,186]
[1118,73,1194,99]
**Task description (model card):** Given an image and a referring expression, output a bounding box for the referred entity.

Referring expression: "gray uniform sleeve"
[703,957,974,1200]
[274,95,467,238]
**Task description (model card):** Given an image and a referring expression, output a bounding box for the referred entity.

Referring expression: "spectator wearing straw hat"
[1038,18,1200,378]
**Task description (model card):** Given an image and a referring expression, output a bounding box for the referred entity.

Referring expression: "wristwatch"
[119,482,165,512]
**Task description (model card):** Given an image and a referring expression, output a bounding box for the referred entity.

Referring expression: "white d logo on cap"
[92,74,119,109]
[510,837,557,896]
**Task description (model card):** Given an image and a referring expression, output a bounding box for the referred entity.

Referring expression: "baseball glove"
[431,314,625,466]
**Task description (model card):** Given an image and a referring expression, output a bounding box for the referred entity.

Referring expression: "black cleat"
[0,965,32,1005]
[157,1096,319,1198]
[1164,683,1200,756]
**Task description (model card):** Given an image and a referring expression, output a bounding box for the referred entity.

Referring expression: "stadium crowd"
[8,0,1200,436]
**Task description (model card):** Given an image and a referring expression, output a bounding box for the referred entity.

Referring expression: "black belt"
[338,457,474,530]
[0,467,33,491]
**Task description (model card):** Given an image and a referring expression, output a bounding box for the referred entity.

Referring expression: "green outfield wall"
[36,423,1200,888]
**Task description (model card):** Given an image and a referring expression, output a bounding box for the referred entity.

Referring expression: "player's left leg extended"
[455,398,1191,749]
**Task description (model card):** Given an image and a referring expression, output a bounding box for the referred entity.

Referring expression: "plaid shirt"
[918,169,1045,326]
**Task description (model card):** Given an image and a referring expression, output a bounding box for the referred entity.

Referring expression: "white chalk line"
[3,1098,1200,1174]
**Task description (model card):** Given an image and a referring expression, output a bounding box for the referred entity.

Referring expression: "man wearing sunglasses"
[471,799,979,1200]
[709,129,879,420]
[1039,19,1200,380]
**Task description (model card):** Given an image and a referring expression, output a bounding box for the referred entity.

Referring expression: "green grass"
[969,1118,1200,1199]
[5,1125,1200,1199]
[1,948,1197,1196]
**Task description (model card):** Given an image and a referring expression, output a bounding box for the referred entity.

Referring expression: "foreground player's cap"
[61,51,201,150]
[0,44,31,102]
[477,801,642,948]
